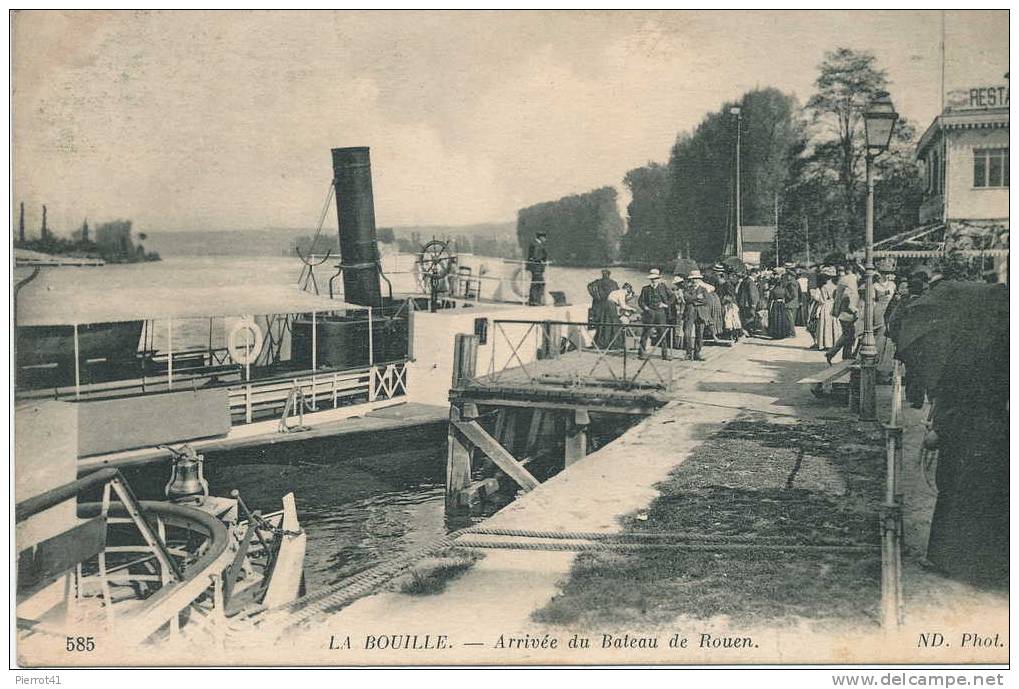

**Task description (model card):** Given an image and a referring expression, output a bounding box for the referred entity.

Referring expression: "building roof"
[916,106,1010,158]
[17,284,362,326]
[742,225,776,243]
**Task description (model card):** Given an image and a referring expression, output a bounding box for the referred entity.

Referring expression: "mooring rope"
[252,527,473,629]
[454,539,879,554]
[463,527,875,548]
[249,523,878,634]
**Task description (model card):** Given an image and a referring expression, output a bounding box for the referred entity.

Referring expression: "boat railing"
[16,468,233,644]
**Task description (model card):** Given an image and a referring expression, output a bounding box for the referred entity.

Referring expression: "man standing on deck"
[638,268,674,360]
[526,231,550,306]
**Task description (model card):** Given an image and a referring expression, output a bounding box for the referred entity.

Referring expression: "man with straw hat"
[638,268,674,360]
[683,269,711,361]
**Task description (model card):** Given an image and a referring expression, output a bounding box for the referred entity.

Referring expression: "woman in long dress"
[767,276,795,339]
[813,269,842,350]
[701,282,723,339]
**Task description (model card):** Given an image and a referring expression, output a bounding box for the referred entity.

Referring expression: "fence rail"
[469,319,684,392]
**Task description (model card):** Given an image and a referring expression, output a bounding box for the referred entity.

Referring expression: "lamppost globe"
[863,91,898,155]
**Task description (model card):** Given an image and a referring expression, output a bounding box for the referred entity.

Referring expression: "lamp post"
[730,106,743,260]
[859,91,898,421]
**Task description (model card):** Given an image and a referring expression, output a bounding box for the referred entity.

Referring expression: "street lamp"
[859,91,898,421]
[730,106,743,260]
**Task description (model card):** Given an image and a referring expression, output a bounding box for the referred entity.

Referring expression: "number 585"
[66,636,95,652]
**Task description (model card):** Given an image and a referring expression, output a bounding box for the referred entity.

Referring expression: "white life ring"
[228,320,263,365]
[510,266,529,298]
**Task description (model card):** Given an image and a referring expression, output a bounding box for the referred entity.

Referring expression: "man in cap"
[683,269,711,361]
[526,231,549,305]
[638,268,674,360]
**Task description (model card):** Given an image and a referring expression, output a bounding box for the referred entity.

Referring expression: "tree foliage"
[620,87,803,264]
[516,187,624,266]
[618,48,924,267]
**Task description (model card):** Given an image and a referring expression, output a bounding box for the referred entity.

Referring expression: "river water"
[17,253,650,593]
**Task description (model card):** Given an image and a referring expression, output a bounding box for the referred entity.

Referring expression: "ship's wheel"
[415,239,455,291]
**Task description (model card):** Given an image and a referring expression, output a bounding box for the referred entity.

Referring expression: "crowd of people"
[583,258,922,368]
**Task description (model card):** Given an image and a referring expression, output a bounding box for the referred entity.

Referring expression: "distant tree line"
[516,187,624,266]
[519,48,924,269]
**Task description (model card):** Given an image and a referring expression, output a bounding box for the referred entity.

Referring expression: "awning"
[17,285,365,326]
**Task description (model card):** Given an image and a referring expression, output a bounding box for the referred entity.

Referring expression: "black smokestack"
[331,146,383,307]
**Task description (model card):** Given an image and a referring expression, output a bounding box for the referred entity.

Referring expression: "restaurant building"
[873,83,1009,281]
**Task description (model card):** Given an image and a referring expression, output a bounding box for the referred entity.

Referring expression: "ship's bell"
[165,445,209,504]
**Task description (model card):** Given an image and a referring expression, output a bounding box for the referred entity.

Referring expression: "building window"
[974,148,1009,188]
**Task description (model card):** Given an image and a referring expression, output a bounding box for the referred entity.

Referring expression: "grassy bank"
[533,416,886,629]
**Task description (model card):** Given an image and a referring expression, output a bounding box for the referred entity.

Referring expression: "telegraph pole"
[804,216,810,265]
[774,193,779,267]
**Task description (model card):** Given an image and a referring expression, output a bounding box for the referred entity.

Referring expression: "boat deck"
[77,401,448,473]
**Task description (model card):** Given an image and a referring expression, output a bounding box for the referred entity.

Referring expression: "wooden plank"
[453,419,540,492]
[451,394,654,415]
[796,359,854,385]
[17,517,106,597]
[261,493,307,609]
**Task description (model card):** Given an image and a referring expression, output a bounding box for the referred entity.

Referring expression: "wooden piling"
[452,333,479,387]
[564,408,590,467]
[445,406,472,514]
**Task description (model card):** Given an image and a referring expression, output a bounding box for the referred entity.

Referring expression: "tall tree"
[653,87,803,263]
[621,162,670,265]
[805,48,888,243]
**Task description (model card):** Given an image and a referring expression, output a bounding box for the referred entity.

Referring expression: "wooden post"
[445,406,472,516]
[539,322,562,360]
[72,324,80,400]
[452,333,479,387]
[565,408,590,467]
[525,409,544,455]
[311,310,317,372]
[167,319,174,390]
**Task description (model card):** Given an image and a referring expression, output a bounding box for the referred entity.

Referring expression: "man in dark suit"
[781,265,801,335]
[526,232,549,305]
[683,269,712,360]
[736,267,762,334]
[638,268,674,360]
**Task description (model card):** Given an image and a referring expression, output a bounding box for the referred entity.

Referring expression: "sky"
[11,10,1009,234]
